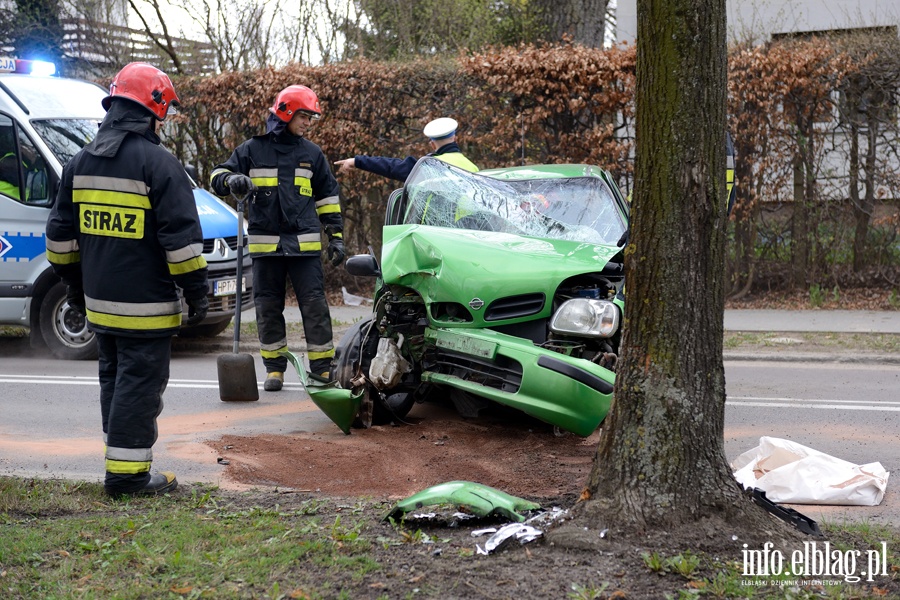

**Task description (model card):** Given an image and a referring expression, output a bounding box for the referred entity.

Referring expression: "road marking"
[0,374,305,390]
[727,396,900,411]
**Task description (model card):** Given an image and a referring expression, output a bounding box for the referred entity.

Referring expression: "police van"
[0,58,252,359]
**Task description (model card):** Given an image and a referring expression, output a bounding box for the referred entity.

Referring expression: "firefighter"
[334,117,478,181]
[45,62,209,497]
[210,85,343,392]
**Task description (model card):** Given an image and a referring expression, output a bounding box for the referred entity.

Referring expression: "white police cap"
[423,117,458,140]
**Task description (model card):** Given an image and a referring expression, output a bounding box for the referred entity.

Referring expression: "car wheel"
[39,282,97,360]
[333,315,416,428]
[178,318,231,338]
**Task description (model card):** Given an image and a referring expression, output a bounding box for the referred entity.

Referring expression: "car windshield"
[402,158,627,245]
[31,119,100,165]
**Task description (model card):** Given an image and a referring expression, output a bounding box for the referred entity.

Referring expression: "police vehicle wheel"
[39,282,98,360]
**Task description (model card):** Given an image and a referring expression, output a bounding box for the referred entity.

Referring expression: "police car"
[0,58,252,359]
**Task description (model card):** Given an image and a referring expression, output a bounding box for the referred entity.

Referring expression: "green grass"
[4,478,900,599]
[0,478,379,599]
[723,331,900,354]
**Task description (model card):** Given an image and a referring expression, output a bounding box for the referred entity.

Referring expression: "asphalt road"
[2,307,899,526]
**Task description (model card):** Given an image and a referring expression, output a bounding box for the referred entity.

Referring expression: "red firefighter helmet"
[269,85,321,123]
[101,62,180,121]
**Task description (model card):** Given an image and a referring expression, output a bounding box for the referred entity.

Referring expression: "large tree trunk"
[565,0,774,533]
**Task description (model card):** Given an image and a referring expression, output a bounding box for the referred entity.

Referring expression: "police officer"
[334,117,478,181]
[46,62,209,497]
[210,85,343,392]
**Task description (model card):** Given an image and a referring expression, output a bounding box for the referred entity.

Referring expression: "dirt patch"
[212,403,598,502]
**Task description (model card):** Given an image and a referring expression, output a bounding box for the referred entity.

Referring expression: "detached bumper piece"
[385,481,540,523]
[281,350,363,435]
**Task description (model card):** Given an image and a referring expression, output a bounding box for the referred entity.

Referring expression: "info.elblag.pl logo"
[742,541,889,584]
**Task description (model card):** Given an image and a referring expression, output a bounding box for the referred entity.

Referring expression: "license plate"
[433,330,497,359]
[214,278,246,296]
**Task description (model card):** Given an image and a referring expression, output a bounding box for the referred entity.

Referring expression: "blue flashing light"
[28,60,57,76]
[0,57,58,76]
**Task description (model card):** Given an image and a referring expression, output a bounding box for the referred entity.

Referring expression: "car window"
[402,157,627,245]
[0,113,53,206]
[31,119,100,165]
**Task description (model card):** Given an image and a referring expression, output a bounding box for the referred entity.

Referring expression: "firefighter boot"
[308,358,333,384]
[264,372,284,392]
[107,471,178,498]
[136,472,178,496]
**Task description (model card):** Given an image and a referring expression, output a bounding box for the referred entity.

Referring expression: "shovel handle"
[232,192,252,354]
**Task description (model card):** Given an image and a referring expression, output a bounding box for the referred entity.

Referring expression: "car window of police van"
[0,114,52,206]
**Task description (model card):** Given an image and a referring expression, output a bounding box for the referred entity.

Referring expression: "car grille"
[202,236,243,254]
[484,293,545,321]
[429,348,523,393]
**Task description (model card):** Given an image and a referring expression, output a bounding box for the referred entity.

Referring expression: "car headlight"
[549,298,620,338]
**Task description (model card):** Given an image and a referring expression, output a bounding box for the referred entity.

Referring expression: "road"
[1,336,898,524]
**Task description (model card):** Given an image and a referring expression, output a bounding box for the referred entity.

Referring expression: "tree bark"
[532,0,609,47]
[578,0,764,530]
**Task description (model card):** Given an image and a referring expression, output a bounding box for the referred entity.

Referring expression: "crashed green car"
[333,157,629,436]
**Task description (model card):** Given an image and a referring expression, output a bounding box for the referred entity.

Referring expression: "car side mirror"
[345,254,380,277]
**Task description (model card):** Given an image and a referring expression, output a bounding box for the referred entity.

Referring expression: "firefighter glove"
[327,238,345,267]
[226,173,255,197]
[185,295,209,326]
[66,285,86,317]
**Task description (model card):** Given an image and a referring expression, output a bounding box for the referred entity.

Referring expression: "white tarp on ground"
[732,436,890,506]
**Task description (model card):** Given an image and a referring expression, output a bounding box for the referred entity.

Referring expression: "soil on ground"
[199,289,900,598]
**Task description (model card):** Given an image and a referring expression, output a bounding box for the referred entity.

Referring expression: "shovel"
[217,191,259,402]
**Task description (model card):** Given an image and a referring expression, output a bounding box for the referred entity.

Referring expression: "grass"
[2,478,899,599]
[723,331,900,354]
[0,478,379,599]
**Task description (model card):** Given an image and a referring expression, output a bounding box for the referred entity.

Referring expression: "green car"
[334,157,629,436]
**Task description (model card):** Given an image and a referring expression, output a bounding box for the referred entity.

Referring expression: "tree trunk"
[532,0,609,46]
[852,120,878,271]
[575,0,762,530]
[791,154,809,288]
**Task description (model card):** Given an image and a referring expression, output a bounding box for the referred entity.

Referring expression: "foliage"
[159,39,899,295]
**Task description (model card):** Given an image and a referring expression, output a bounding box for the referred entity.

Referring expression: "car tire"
[178,318,231,338]
[39,281,97,360]
[333,315,416,428]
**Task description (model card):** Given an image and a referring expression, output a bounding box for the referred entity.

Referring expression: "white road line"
[0,374,305,391]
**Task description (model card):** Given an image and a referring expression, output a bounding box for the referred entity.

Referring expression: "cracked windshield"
[403,158,628,245]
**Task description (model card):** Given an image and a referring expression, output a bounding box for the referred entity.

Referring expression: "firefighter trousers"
[97,332,171,495]
[252,255,335,375]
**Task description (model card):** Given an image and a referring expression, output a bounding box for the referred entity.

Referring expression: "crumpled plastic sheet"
[473,507,569,555]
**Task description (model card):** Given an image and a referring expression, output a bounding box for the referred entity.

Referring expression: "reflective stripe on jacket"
[46,121,208,337]
[210,132,342,259]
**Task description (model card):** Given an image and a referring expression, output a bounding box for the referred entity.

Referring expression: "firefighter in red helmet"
[210,85,343,391]
[46,62,208,497]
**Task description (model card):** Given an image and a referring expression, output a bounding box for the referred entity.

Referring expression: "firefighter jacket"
[209,131,342,258]
[45,100,209,337]
[353,142,478,183]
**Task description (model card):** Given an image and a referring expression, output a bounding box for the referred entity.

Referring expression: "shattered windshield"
[402,158,627,245]
[31,119,100,165]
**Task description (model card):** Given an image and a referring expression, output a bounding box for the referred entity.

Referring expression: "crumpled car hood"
[380,224,621,324]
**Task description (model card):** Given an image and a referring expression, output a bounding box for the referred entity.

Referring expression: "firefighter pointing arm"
[210,85,343,392]
[45,63,209,498]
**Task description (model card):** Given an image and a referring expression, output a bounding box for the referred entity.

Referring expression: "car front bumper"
[421,326,614,436]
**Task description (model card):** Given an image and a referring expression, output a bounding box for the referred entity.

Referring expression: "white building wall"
[616,0,899,45]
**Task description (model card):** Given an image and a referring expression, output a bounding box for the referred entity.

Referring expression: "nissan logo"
[469,298,484,310]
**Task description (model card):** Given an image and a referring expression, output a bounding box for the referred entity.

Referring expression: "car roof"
[0,74,107,120]
[478,164,610,181]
